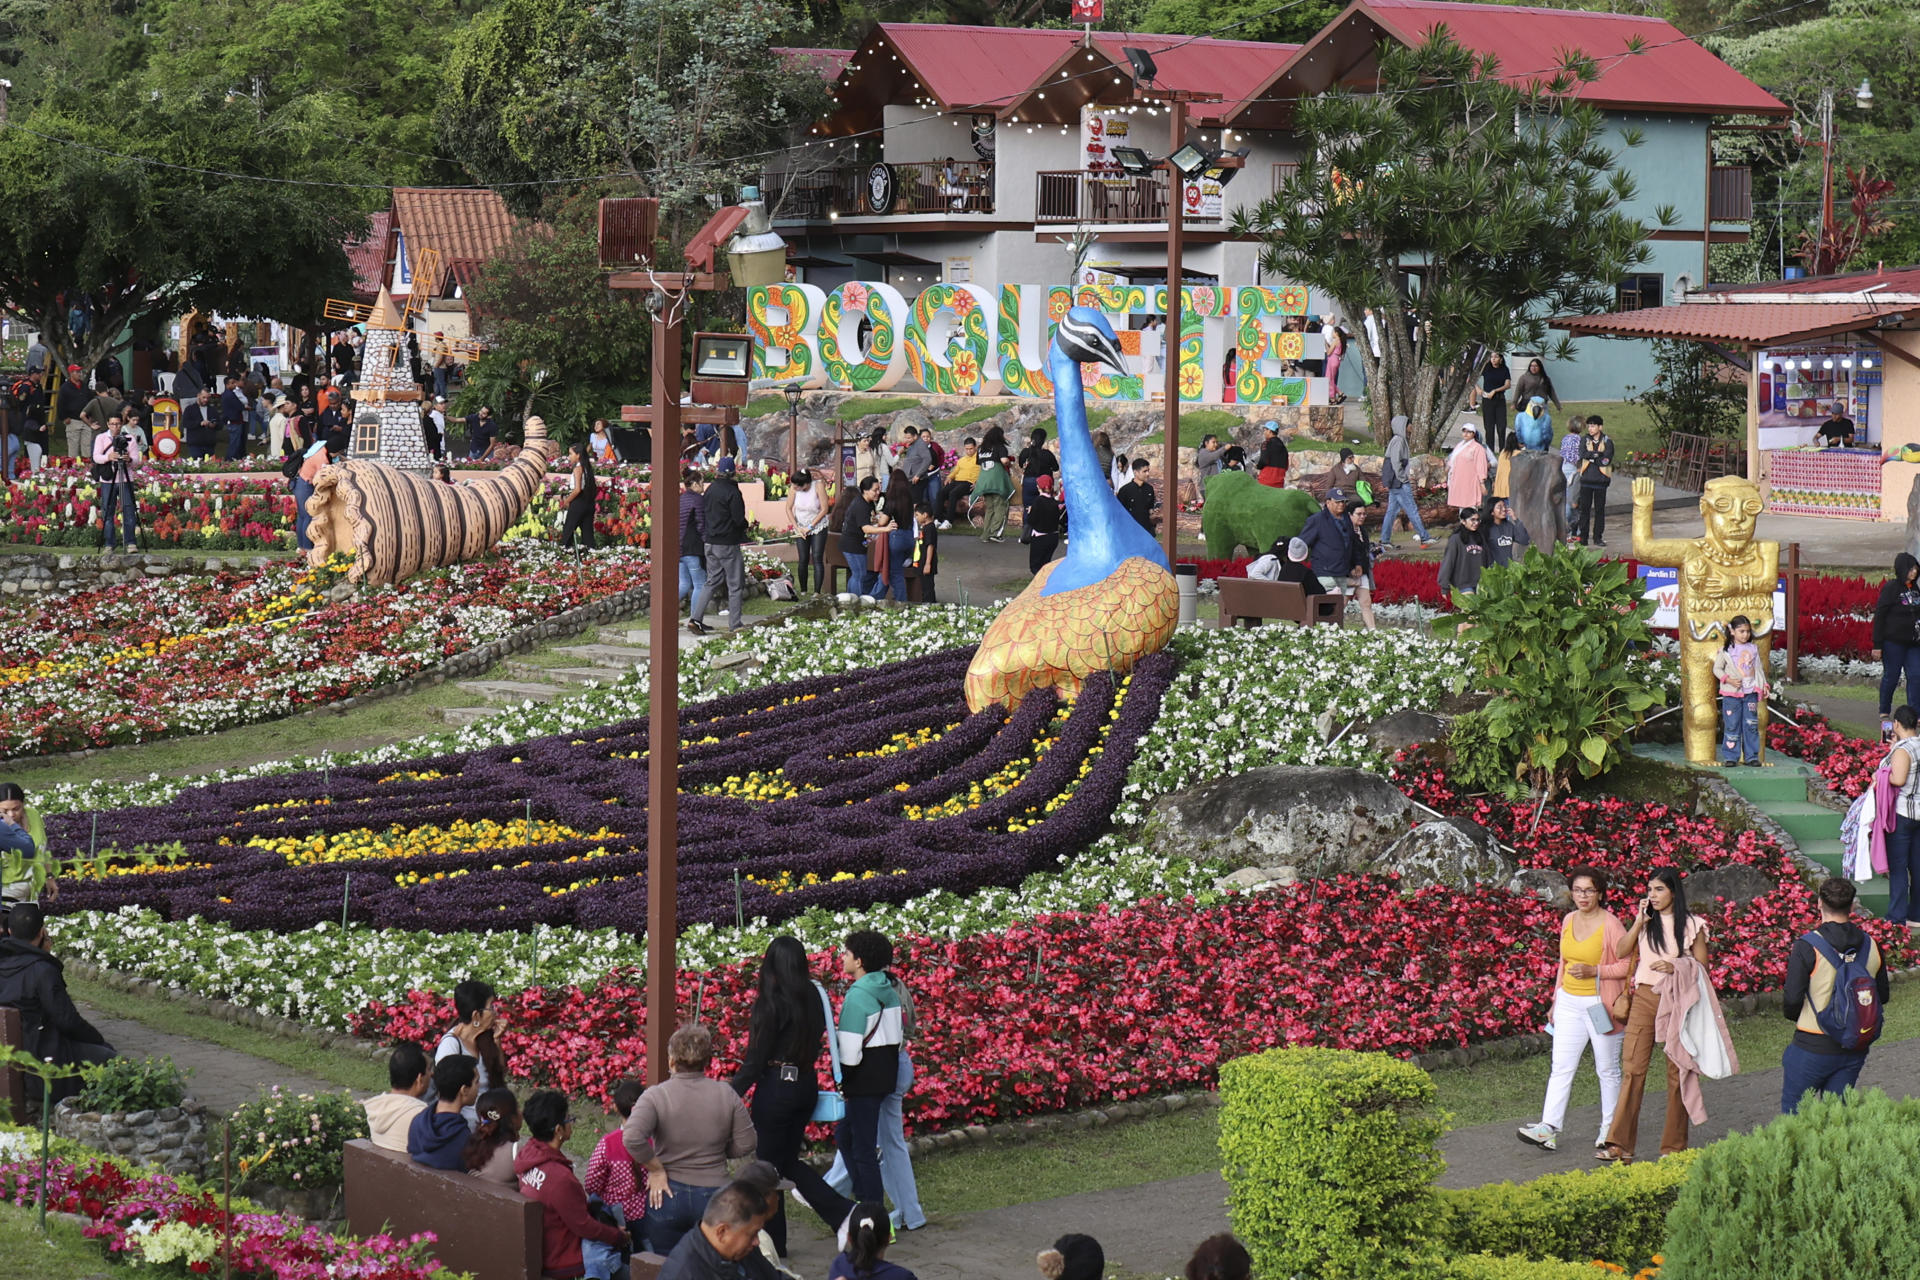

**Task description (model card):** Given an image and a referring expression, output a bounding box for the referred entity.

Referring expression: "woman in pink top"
[1516,867,1635,1155]
[1599,868,1711,1164]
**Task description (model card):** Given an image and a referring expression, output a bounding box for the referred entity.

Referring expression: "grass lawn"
[0,1202,111,1280]
[933,404,1004,433]
[835,396,921,423]
[1560,401,1657,458]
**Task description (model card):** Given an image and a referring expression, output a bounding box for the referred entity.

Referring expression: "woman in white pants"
[1517,867,1634,1154]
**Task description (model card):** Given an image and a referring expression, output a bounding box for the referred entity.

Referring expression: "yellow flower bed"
[246,818,618,867]
[831,723,958,761]
[377,769,449,784]
[746,868,906,895]
[901,706,1071,821]
[694,770,812,802]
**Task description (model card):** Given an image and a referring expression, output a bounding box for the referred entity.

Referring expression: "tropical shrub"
[229,1087,369,1190]
[1659,1090,1920,1279]
[73,1057,188,1114]
[1443,1256,1608,1280]
[1219,1047,1444,1280]
[1454,545,1663,795]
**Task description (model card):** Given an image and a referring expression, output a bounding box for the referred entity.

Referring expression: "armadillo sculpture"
[305,415,561,586]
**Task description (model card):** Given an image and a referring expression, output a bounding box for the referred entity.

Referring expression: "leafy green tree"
[1231,29,1672,452]
[439,0,827,241]
[1711,0,1920,271]
[457,205,652,435]
[1626,340,1747,442]
[1109,0,1347,47]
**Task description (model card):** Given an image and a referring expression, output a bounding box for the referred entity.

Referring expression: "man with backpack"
[1780,877,1889,1113]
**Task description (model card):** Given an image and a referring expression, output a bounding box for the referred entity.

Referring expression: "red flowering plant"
[1767,714,1876,798]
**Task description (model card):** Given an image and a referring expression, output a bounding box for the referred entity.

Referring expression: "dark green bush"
[73,1056,188,1113]
[1443,1256,1603,1280]
[1435,1149,1697,1271]
[1218,1047,1444,1279]
[1660,1089,1920,1278]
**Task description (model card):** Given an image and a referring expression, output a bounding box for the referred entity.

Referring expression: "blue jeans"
[1880,641,1920,716]
[582,1198,630,1280]
[1381,483,1428,544]
[225,423,247,460]
[293,478,315,551]
[836,1094,885,1205]
[100,480,137,549]
[678,554,707,608]
[843,550,868,597]
[1887,814,1920,924]
[644,1180,716,1258]
[1780,1042,1868,1114]
[886,529,913,601]
[926,473,943,515]
[823,1052,926,1230]
[1719,693,1760,764]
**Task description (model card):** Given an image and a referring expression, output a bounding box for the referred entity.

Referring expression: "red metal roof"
[1706,265,1920,297]
[861,25,1296,124]
[1555,302,1898,347]
[774,47,853,81]
[343,211,393,302]
[1236,0,1784,124]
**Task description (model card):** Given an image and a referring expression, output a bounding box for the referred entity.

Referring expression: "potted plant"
[53,1056,207,1178]
[230,1086,370,1222]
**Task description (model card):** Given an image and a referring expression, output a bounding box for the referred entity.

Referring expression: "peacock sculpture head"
[1054,306,1130,376]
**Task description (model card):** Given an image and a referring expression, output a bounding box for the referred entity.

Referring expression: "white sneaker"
[859,595,877,604]
[936,520,951,530]
[1516,1122,1558,1151]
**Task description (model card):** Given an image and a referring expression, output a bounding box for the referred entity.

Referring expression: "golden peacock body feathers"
[963,555,1179,713]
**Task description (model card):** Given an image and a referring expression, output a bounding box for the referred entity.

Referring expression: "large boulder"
[1376,818,1519,890]
[1505,450,1568,549]
[1199,470,1321,558]
[1361,709,1451,756]
[1510,867,1574,911]
[1684,863,1777,909]
[1144,765,1413,872]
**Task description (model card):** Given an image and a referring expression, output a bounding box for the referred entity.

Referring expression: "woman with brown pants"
[1599,867,1710,1164]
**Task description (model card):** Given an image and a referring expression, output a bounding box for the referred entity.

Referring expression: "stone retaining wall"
[0,552,272,595]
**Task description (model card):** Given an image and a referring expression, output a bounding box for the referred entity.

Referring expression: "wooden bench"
[1218,578,1345,628]
[344,1139,663,1280]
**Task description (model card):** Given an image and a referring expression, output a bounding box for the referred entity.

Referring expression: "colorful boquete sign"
[746,280,1314,405]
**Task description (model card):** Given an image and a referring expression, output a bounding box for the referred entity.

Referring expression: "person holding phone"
[1517,867,1633,1154]
[1598,868,1710,1164]
[0,783,54,909]
[435,979,509,1120]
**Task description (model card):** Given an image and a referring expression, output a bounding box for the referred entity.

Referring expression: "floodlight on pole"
[1122,46,1159,85]
[1167,142,1213,179]
[1112,146,1154,174]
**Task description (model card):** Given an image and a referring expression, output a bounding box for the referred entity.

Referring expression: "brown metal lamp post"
[599,197,752,1083]
[784,382,803,476]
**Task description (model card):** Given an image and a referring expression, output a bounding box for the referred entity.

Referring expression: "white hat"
[1460,420,1479,435]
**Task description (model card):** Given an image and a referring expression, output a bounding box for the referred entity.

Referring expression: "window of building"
[1616,274,1664,312]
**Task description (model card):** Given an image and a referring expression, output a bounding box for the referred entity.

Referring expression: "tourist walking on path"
[1445,423,1489,510]
[728,937,855,1257]
[1880,706,1920,926]
[835,931,905,1207]
[974,434,1014,542]
[560,443,598,554]
[1517,867,1631,1154]
[679,472,708,616]
[1377,415,1431,551]
[1873,553,1920,738]
[1781,877,1889,1113]
[689,458,748,634]
[1026,474,1063,574]
[824,960,926,1232]
[624,1023,757,1257]
[1599,869,1715,1164]
[1513,358,1561,414]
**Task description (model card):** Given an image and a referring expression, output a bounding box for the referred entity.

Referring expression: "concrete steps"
[507,663,616,687]
[454,679,569,705]
[1715,758,1891,917]
[551,643,651,670]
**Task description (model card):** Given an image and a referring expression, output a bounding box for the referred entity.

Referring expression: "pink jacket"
[1549,911,1635,1033]
[1652,955,1739,1125]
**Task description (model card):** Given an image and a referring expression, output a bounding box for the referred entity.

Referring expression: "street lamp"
[783,381,804,476]
[1793,78,1874,268]
[1854,79,1874,111]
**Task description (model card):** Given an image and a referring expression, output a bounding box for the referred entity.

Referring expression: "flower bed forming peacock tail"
[47,648,1176,934]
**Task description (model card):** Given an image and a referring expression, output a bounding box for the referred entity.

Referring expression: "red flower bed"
[354,878,1559,1131]
[1768,715,1877,798]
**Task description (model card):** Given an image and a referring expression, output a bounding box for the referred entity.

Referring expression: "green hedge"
[1219,1047,1444,1280]
[1434,1149,1698,1271]
[1661,1089,1920,1279]
[1443,1255,1606,1280]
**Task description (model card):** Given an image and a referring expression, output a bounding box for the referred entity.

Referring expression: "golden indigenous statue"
[1631,475,1779,765]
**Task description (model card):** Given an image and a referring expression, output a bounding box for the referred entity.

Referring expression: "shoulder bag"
[811,982,846,1124]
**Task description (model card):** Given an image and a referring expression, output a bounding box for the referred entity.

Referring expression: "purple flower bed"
[46,648,1174,934]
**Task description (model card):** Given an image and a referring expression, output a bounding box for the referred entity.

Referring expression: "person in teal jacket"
[836,931,904,1206]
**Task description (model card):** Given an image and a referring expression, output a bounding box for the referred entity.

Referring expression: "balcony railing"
[763,161,994,220]
[1710,165,1752,222]
[1034,170,1224,225]
[1271,162,1299,193]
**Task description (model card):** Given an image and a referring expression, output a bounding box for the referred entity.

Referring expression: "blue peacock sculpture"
[964,307,1180,711]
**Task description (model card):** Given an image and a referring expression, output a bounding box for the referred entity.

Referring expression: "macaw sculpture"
[964,308,1180,711]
